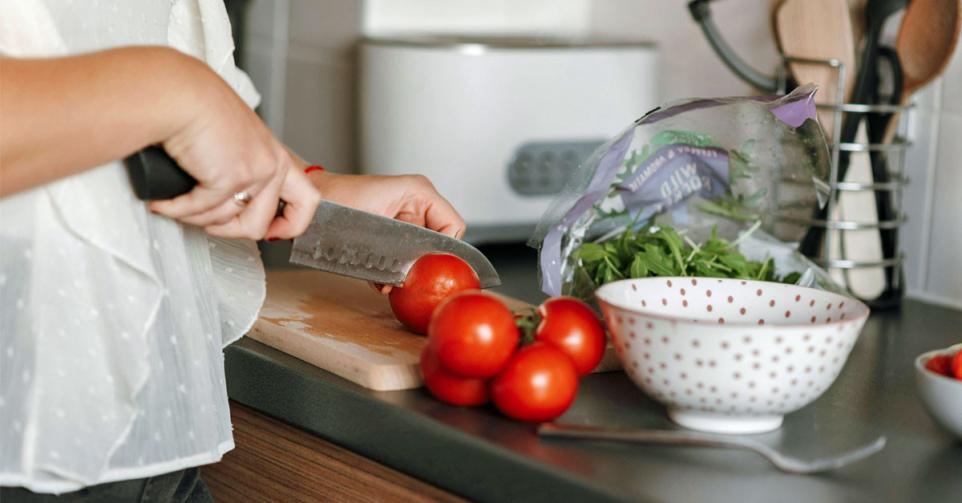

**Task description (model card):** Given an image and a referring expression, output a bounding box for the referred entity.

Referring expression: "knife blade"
[125,146,501,287]
[290,200,499,287]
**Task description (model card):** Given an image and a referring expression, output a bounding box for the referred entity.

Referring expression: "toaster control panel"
[507,140,603,196]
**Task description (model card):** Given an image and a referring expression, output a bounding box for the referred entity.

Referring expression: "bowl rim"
[595,276,871,329]
[914,344,962,385]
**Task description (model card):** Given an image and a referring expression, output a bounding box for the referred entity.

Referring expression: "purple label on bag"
[615,145,729,219]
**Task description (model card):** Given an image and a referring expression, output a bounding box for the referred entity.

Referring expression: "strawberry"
[925,354,952,377]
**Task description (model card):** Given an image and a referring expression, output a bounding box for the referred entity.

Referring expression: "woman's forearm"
[0,47,209,196]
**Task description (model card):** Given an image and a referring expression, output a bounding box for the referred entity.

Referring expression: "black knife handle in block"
[124,146,197,200]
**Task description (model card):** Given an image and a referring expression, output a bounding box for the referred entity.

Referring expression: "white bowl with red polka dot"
[596,277,870,434]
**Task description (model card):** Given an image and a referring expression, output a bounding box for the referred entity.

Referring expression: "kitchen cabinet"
[201,402,463,502]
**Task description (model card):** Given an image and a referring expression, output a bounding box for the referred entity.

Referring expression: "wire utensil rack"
[774,55,912,309]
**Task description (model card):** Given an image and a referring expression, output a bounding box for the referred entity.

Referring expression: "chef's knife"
[124,146,501,287]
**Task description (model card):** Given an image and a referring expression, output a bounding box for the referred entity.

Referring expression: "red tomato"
[535,297,606,376]
[491,342,578,422]
[952,350,962,380]
[390,254,480,335]
[420,348,489,406]
[925,354,953,376]
[428,291,519,378]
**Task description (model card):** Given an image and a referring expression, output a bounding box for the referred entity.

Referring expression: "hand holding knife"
[125,147,501,287]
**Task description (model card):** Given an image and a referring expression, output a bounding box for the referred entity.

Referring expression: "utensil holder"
[774,56,912,309]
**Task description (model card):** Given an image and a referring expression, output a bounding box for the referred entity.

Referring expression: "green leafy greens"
[573,222,801,287]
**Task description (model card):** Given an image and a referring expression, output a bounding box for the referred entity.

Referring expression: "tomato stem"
[514,308,541,347]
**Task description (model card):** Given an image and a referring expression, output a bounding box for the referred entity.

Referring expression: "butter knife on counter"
[124,147,501,288]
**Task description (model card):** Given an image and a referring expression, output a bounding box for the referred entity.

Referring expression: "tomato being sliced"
[535,297,606,376]
[491,342,578,422]
[420,348,489,406]
[390,253,480,335]
[428,291,519,378]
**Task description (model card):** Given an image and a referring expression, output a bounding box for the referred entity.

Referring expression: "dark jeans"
[0,468,212,503]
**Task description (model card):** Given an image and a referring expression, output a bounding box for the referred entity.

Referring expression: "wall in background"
[240,0,960,308]
[901,47,962,309]
[243,0,362,172]
[589,0,780,101]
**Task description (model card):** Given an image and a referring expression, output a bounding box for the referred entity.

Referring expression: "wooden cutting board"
[248,270,620,391]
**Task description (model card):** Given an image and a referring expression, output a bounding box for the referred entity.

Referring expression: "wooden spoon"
[883,0,962,142]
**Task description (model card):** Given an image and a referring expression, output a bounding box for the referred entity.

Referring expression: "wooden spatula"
[775,0,857,136]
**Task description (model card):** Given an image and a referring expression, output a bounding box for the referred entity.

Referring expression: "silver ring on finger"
[232,191,254,207]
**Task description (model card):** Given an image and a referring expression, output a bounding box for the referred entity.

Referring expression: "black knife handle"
[124,146,197,200]
[126,146,289,217]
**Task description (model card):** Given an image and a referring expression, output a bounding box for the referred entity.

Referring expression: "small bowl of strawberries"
[915,343,962,439]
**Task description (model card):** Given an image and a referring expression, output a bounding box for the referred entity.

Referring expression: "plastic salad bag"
[530,84,842,301]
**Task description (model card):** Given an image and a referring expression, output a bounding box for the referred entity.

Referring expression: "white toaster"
[359,35,660,243]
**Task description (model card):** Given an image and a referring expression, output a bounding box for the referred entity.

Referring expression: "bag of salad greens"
[529,84,841,301]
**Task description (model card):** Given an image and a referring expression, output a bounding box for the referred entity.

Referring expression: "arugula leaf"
[629,255,649,278]
[641,244,677,276]
[653,226,686,272]
[576,243,607,262]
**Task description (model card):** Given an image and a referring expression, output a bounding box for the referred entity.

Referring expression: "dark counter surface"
[226,243,962,502]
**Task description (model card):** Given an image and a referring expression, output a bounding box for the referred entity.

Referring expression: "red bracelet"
[304,164,325,175]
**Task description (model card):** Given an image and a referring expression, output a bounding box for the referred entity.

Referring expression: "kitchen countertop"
[225,243,962,502]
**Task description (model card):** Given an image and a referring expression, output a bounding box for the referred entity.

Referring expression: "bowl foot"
[668,409,783,434]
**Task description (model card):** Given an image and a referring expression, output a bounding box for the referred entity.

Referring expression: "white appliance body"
[359,36,660,242]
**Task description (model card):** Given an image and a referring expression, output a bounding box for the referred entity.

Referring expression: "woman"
[0,1,464,500]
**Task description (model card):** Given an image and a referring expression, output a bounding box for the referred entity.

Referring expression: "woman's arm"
[0,47,195,194]
[0,47,320,240]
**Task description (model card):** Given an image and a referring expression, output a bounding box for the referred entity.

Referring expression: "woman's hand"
[148,57,320,241]
[307,171,466,238]
[305,170,467,294]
